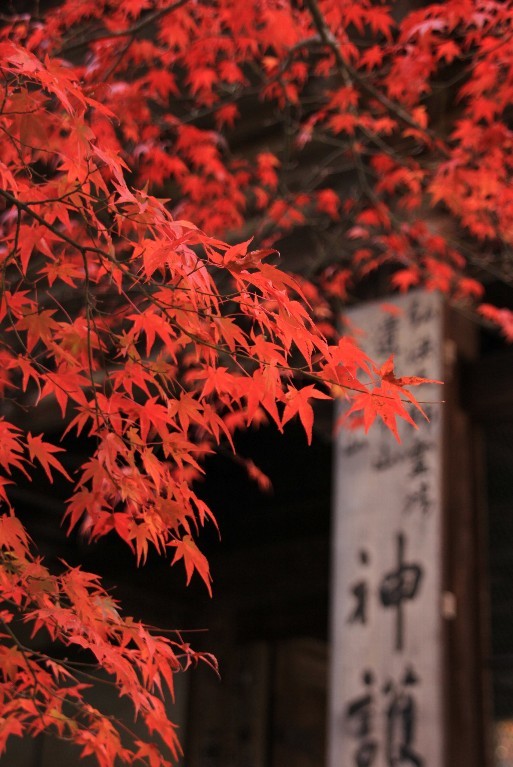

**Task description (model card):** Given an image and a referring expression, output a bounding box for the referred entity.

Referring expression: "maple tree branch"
[0,617,53,734]
[0,614,165,755]
[0,189,107,259]
[0,189,440,436]
[57,0,191,55]
[303,0,448,154]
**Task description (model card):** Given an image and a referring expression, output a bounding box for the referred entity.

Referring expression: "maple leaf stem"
[82,255,109,435]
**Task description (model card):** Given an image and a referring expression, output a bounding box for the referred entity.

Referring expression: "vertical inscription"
[329,292,444,767]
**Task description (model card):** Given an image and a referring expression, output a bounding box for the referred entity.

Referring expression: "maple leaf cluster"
[0,0,510,763]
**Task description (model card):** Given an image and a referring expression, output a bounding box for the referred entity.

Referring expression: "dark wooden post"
[442,305,492,767]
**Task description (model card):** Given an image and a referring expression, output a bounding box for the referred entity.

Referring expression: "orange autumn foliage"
[0,0,512,763]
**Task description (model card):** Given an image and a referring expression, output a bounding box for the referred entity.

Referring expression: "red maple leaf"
[26,433,71,483]
[169,536,213,597]
[282,385,331,445]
